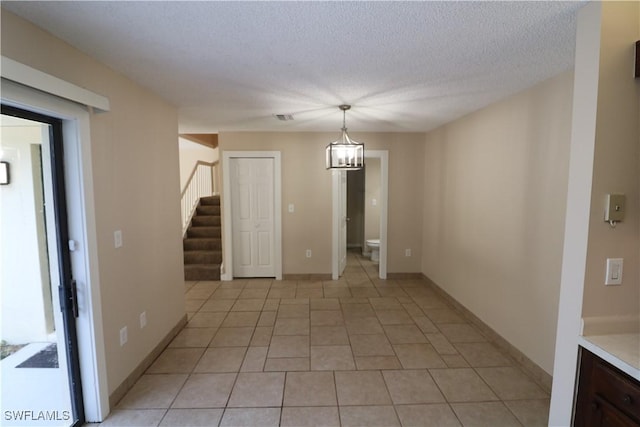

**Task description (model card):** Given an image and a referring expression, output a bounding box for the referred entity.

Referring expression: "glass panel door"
[1,111,82,427]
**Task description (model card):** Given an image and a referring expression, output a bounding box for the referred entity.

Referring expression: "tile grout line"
[279,371,288,426]
[332,370,343,426]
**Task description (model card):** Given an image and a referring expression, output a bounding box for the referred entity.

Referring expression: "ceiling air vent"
[274,114,294,121]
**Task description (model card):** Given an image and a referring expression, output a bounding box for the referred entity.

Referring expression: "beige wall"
[1,11,185,397]
[421,71,574,374]
[581,1,640,320]
[178,137,218,190]
[219,132,424,275]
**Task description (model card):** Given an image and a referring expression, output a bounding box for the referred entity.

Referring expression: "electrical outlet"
[140,311,147,329]
[114,230,123,248]
[405,249,412,257]
[306,249,312,258]
[119,326,128,346]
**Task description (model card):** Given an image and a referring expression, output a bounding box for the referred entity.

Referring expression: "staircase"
[183,196,222,281]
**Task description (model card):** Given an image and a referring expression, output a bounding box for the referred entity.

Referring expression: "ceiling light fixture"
[325,105,364,170]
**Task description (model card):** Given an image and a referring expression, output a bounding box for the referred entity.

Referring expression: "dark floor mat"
[16,344,59,368]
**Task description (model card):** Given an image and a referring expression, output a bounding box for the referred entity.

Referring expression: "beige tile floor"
[98,251,550,426]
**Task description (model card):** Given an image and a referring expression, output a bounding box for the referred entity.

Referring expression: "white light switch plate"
[605,258,623,285]
[119,326,128,346]
[114,230,123,248]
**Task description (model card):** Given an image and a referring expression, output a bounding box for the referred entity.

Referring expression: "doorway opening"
[1,78,109,423]
[1,108,83,426]
[333,150,388,280]
[347,158,383,262]
[346,168,365,253]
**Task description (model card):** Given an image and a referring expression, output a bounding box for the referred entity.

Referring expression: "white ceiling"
[3,1,585,133]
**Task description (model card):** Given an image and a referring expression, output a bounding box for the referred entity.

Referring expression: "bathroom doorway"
[346,157,382,260]
[332,150,388,280]
[346,168,365,253]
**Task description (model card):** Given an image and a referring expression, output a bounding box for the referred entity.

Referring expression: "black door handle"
[59,280,79,318]
[69,279,79,318]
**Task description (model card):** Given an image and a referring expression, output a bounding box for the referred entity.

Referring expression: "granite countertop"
[579,333,640,381]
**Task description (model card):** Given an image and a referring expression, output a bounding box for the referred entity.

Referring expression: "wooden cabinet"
[575,347,640,427]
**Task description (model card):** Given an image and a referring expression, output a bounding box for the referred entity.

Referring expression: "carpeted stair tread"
[192,216,221,226]
[184,250,222,264]
[196,205,221,216]
[200,196,220,206]
[183,196,222,281]
[184,238,222,251]
[187,226,222,238]
[185,264,221,281]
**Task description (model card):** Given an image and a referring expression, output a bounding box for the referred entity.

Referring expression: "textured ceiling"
[3,1,585,133]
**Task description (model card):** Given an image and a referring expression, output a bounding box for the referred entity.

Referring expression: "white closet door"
[230,158,275,277]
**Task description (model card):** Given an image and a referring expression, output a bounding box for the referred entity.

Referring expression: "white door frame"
[332,150,388,279]
[331,170,348,279]
[221,151,282,281]
[1,79,109,421]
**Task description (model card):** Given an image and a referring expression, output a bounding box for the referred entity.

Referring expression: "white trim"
[1,79,109,421]
[221,151,282,281]
[1,56,110,112]
[332,150,388,280]
[549,3,601,425]
[376,150,389,280]
[331,170,342,280]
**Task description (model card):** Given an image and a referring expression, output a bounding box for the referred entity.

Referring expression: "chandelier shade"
[325,105,364,170]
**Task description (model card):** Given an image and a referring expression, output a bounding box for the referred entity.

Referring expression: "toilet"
[366,239,380,262]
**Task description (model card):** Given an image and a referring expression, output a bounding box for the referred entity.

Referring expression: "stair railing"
[181,160,218,235]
